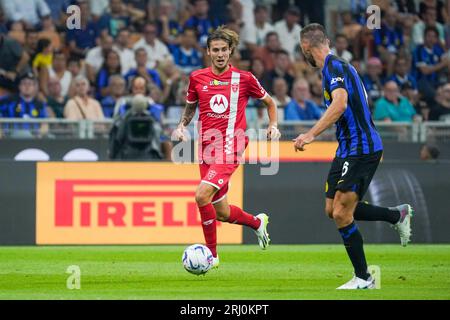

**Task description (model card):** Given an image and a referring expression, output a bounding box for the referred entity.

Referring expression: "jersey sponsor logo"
[209,94,229,114]
[206,112,230,119]
[202,85,209,92]
[331,77,344,85]
[324,90,330,101]
[210,79,229,86]
[231,83,239,93]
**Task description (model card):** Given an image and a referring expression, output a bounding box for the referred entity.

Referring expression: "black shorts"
[326,151,382,200]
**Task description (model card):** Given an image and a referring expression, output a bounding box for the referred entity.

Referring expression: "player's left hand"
[267,125,281,141]
[293,132,314,152]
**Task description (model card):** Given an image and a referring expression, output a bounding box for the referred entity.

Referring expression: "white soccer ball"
[182,244,213,275]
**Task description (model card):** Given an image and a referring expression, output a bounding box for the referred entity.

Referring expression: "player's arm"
[293,88,347,151]
[260,94,281,140]
[175,101,197,141]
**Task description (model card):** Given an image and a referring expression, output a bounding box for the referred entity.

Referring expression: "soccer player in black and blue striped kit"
[293,24,414,289]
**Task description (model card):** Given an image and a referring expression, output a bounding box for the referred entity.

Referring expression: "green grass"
[0,245,449,300]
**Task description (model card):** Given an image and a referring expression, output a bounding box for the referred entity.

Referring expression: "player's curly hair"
[206,25,240,55]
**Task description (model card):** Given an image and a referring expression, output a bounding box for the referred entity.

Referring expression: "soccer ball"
[182,244,213,275]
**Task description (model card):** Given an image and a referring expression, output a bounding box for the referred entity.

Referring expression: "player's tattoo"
[180,102,197,126]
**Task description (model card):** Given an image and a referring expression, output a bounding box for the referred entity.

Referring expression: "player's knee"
[215,211,228,222]
[195,189,212,206]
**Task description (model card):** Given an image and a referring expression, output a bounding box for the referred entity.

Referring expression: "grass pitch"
[0,245,449,300]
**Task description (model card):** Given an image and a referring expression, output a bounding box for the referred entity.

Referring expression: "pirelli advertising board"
[36,163,243,244]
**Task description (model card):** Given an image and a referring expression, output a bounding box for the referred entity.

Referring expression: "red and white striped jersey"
[186,65,267,163]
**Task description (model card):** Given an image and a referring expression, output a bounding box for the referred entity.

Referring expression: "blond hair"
[207,25,240,55]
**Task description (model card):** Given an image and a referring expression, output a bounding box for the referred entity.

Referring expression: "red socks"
[198,203,217,257]
[198,203,261,257]
[228,205,261,230]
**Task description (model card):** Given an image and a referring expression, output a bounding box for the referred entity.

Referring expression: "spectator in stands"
[309,75,326,111]
[133,22,172,69]
[64,75,104,121]
[0,72,48,137]
[47,51,72,98]
[412,5,446,47]
[184,0,221,48]
[44,0,71,27]
[341,10,363,58]
[98,0,145,37]
[388,55,418,90]
[412,26,449,102]
[89,0,109,20]
[419,0,447,24]
[32,38,53,77]
[249,57,271,94]
[66,0,100,59]
[24,30,39,64]
[46,76,68,118]
[374,81,419,122]
[284,78,323,121]
[1,0,51,29]
[0,33,29,96]
[253,4,275,47]
[159,59,182,107]
[373,7,404,77]
[85,34,115,84]
[39,16,62,52]
[169,27,203,75]
[113,28,135,76]
[95,49,122,100]
[252,31,282,72]
[394,0,419,19]
[101,75,126,118]
[274,6,302,60]
[0,72,47,119]
[267,49,295,94]
[157,0,183,46]
[124,48,162,89]
[331,33,353,63]
[401,81,427,119]
[429,83,450,120]
[420,143,440,160]
[270,77,291,121]
[362,57,385,110]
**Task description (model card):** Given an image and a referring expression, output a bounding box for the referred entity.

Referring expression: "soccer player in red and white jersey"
[175,26,280,267]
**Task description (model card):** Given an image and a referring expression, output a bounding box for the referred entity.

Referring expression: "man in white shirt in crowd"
[133,22,172,69]
[274,6,302,60]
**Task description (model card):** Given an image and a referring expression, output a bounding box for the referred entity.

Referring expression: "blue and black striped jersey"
[322,54,383,158]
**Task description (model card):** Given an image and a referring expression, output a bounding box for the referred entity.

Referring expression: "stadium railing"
[0,118,448,143]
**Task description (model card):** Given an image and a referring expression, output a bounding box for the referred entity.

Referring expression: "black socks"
[354,202,400,224]
[339,221,370,280]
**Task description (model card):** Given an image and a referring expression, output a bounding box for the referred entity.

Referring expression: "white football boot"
[391,204,414,247]
[337,276,376,290]
[254,213,270,250]
[211,255,220,269]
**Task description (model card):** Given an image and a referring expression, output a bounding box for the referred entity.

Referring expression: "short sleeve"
[186,74,198,104]
[247,72,267,100]
[327,60,347,93]
[373,99,390,120]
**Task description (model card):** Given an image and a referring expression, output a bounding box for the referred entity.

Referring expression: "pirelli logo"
[36,163,243,245]
[54,179,201,227]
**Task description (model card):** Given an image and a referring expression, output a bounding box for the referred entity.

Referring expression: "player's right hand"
[174,125,188,142]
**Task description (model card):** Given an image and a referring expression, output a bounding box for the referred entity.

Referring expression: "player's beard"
[304,52,318,68]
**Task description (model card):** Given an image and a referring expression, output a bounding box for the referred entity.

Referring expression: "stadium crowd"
[0,0,450,131]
